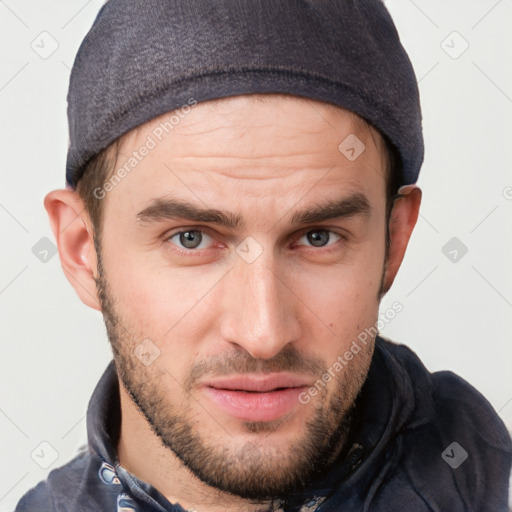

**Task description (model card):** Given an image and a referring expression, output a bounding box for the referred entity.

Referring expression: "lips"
[200,373,311,423]
[204,374,310,392]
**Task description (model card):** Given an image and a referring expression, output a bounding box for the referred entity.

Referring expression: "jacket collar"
[86,359,121,465]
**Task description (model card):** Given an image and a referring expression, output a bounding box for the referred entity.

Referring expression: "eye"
[296,229,342,248]
[166,229,215,251]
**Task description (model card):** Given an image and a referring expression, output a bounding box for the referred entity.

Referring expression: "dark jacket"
[15,337,512,511]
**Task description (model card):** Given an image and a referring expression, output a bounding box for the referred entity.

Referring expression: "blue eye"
[167,230,214,250]
[297,229,341,248]
[164,227,344,256]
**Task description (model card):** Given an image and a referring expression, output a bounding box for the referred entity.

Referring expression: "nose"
[219,247,302,360]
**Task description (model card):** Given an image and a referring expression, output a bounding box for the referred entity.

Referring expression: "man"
[15,0,511,511]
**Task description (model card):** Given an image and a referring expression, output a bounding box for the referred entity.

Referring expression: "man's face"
[95,94,389,500]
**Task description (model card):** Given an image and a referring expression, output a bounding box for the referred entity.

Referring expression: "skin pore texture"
[45,94,421,512]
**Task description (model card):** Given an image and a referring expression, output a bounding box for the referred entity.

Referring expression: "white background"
[1,1,511,510]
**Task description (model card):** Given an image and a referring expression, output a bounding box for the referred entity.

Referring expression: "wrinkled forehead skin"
[98,94,389,243]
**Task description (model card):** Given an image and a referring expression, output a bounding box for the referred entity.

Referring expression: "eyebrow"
[136,193,371,229]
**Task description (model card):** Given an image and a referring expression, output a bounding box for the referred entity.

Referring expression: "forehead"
[117,93,385,161]
[102,94,388,218]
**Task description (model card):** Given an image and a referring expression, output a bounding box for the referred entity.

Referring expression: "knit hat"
[66,0,423,188]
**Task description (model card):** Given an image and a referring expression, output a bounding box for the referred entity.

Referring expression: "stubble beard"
[94,246,375,503]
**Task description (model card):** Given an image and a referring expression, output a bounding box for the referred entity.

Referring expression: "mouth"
[200,374,311,423]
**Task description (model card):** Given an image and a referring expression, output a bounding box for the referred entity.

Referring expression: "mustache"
[182,345,326,391]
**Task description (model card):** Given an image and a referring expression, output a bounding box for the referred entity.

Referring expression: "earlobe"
[381,185,422,295]
[44,189,101,311]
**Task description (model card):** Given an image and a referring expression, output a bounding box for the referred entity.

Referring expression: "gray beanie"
[66,0,423,188]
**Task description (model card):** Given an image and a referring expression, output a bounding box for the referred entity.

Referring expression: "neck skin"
[116,382,282,512]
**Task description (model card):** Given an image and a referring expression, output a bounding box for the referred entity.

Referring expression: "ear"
[44,189,101,311]
[381,185,422,295]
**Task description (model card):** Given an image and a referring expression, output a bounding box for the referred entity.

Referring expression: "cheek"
[103,247,223,344]
[310,274,380,337]
[287,245,384,355]
[293,240,384,308]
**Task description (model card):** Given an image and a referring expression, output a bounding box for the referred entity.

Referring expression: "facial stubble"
[94,243,377,502]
